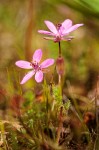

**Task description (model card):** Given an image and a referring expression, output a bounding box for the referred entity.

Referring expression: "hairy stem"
[56,106,63,144]
[95,76,99,136]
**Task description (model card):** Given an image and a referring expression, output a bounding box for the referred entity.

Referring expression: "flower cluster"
[15,19,83,84]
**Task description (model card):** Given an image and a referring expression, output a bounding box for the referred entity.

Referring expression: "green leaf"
[53,85,62,105]
[64,100,71,111]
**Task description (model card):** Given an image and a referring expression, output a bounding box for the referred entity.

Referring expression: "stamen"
[56,23,62,31]
[30,61,41,71]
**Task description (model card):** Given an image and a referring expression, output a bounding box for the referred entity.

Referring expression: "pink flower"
[15,49,54,84]
[38,19,84,42]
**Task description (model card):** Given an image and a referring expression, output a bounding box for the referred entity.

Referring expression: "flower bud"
[56,57,65,75]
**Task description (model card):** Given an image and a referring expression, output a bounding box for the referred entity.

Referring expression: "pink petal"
[20,70,35,84]
[33,49,42,63]
[62,19,72,33]
[41,59,54,68]
[15,61,32,69]
[64,24,84,35]
[62,36,74,41]
[44,20,58,34]
[44,37,56,41]
[35,71,43,83]
[38,30,55,36]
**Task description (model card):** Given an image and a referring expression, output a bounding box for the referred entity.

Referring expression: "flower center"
[31,61,41,72]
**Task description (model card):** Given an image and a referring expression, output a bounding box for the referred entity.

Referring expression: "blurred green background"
[0,0,99,96]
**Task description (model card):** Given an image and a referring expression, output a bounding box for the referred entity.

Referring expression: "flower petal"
[35,71,43,83]
[62,19,72,33]
[41,59,54,68]
[20,70,35,84]
[44,37,56,41]
[33,49,42,63]
[15,61,32,69]
[64,24,84,35]
[44,20,58,34]
[62,36,74,41]
[38,30,55,36]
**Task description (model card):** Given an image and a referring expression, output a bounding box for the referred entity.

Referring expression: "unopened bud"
[56,57,65,75]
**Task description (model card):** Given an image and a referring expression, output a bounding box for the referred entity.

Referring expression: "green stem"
[58,42,62,85]
[58,41,61,57]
